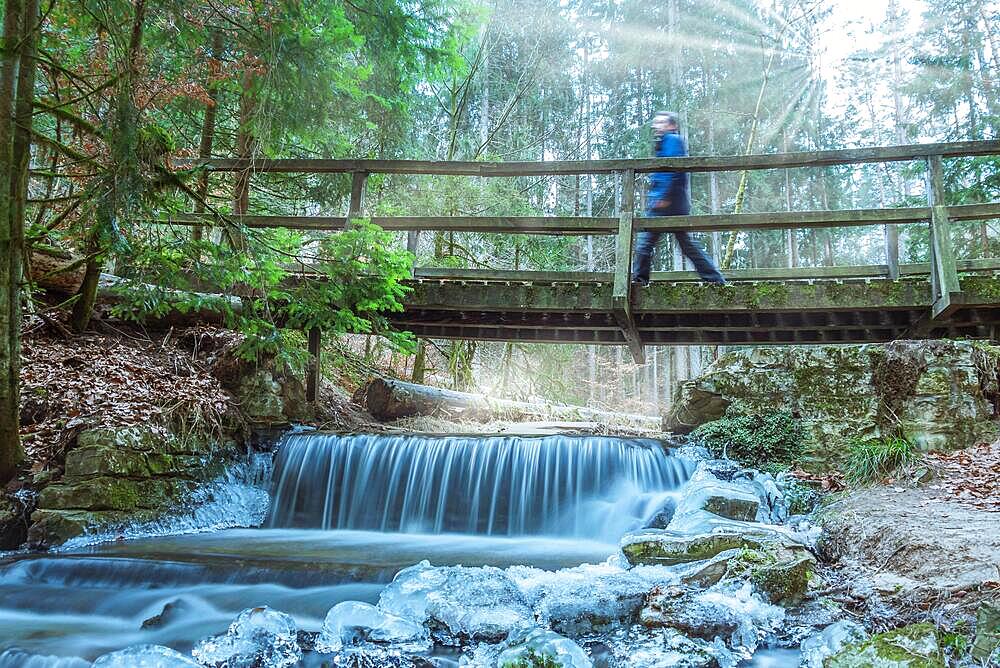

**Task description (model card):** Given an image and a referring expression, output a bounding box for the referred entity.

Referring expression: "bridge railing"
[164,139,1000,395]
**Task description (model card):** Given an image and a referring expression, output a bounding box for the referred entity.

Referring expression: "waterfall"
[266,433,693,541]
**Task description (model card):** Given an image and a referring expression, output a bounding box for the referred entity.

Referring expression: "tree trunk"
[0,0,25,483]
[193,29,224,243]
[362,377,661,429]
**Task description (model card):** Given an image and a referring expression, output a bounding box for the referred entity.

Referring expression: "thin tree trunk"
[193,29,223,243]
[0,0,26,482]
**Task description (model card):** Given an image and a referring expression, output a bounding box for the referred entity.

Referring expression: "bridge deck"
[392,272,1000,346]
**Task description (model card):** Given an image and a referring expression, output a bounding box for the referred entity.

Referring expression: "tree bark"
[0,0,25,483]
[362,377,661,429]
[193,29,224,243]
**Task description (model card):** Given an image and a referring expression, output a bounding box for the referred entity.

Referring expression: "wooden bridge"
[169,140,1000,398]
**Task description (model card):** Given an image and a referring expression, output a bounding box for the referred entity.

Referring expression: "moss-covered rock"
[26,508,160,546]
[825,623,945,668]
[621,529,783,566]
[724,544,815,606]
[972,602,1000,662]
[38,477,192,512]
[64,445,151,479]
[666,341,1000,471]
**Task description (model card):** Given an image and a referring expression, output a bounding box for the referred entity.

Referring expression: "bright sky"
[817,0,926,113]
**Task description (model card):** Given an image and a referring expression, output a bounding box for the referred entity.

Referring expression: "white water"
[266,433,693,541]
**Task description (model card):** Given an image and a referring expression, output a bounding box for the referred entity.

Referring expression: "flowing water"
[0,433,799,666]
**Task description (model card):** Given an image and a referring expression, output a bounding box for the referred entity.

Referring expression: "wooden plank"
[611,169,643,364]
[151,203,1000,236]
[306,327,321,402]
[403,257,1000,284]
[179,139,1000,177]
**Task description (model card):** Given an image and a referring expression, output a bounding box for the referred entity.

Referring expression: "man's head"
[653,111,679,135]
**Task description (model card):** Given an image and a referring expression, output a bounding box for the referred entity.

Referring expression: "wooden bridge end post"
[884,224,900,279]
[611,169,644,364]
[926,155,963,319]
[306,326,322,403]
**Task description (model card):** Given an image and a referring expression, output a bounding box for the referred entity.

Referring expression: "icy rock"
[508,562,677,636]
[92,645,200,667]
[643,497,677,530]
[674,470,760,523]
[673,549,742,588]
[192,606,300,668]
[316,601,430,654]
[800,621,869,668]
[378,561,532,643]
[825,622,944,668]
[496,628,593,668]
[621,528,772,566]
[602,627,725,668]
[640,581,783,656]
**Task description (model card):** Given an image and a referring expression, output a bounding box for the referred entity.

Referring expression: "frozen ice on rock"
[800,620,869,668]
[92,645,200,667]
[507,561,678,635]
[672,468,762,523]
[191,606,300,668]
[378,561,533,643]
[603,627,730,668]
[640,581,783,661]
[316,601,430,653]
[496,628,593,668]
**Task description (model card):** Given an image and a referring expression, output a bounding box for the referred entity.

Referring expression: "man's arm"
[655,134,685,203]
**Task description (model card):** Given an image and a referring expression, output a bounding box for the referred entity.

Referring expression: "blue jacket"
[646,131,690,216]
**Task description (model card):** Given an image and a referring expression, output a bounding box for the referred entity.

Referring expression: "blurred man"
[631,111,726,286]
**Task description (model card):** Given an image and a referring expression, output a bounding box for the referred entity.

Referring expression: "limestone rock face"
[665,341,999,469]
[27,426,237,547]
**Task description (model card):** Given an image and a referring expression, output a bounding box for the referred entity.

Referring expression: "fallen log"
[362,377,662,430]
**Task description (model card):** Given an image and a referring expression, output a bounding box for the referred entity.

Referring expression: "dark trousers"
[631,231,726,284]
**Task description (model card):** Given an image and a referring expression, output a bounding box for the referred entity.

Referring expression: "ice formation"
[495,628,593,668]
[800,620,869,668]
[191,606,301,668]
[316,601,429,654]
[92,645,200,667]
[377,561,533,643]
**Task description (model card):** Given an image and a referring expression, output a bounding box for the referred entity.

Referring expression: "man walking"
[631,111,726,286]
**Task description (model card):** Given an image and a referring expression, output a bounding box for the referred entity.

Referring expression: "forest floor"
[818,441,1000,630]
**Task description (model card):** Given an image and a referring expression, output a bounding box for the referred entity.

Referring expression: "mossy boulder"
[826,623,945,668]
[972,602,1000,662]
[621,529,783,566]
[724,544,815,606]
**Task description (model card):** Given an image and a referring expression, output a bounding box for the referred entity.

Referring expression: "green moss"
[827,623,944,668]
[691,404,808,469]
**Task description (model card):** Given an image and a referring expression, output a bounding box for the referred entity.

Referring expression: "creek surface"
[0,432,798,666]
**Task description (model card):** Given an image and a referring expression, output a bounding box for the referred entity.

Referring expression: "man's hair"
[654,111,680,129]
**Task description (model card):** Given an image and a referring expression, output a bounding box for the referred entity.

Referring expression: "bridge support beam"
[611,169,644,364]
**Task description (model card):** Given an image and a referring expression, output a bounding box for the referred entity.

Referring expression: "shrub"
[690,404,807,469]
[844,436,914,485]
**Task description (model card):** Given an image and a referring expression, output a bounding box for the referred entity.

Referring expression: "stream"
[0,433,807,667]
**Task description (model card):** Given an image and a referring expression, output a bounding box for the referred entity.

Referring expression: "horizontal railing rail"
[179,139,1000,176]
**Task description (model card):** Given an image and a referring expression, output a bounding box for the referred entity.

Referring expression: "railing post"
[884,225,899,279]
[612,168,644,364]
[348,171,367,221]
[925,155,962,318]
